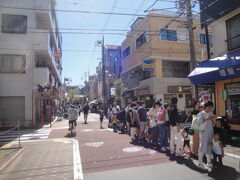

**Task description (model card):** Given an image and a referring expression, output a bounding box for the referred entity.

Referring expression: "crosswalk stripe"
[0,129,52,143]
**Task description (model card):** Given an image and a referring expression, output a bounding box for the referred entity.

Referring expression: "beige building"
[121,12,210,110]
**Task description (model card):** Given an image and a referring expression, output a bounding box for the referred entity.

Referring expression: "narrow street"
[1,116,240,180]
[0,113,240,180]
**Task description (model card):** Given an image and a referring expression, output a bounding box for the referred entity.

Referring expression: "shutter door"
[0,97,25,127]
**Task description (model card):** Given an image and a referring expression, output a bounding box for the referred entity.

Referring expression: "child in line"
[112,113,118,132]
[181,127,191,158]
[212,132,224,169]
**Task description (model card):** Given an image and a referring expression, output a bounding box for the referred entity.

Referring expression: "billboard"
[199,0,240,27]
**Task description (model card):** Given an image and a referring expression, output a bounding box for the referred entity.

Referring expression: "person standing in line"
[190,101,201,157]
[168,98,180,155]
[157,103,170,152]
[138,102,148,143]
[125,103,131,134]
[129,103,139,143]
[83,104,90,124]
[197,101,216,170]
[149,102,161,148]
[107,105,113,128]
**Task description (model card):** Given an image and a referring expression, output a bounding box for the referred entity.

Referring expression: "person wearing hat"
[168,96,180,155]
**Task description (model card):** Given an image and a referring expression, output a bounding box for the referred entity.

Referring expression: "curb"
[0,146,26,172]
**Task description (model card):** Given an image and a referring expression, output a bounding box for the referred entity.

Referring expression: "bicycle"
[69,120,76,136]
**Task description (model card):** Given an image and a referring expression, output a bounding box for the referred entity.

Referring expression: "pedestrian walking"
[83,104,90,124]
[168,97,180,155]
[212,132,224,169]
[138,102,148,143]
[99,109,104,129]
[148,102,161,148]
[108,105,113,128]
[197,101,216,170]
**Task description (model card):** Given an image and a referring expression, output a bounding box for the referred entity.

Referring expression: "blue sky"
[56,0,186,86]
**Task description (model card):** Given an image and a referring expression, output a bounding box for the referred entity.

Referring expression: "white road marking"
[85,142,104,148]
[123,147,142,152]
[73,139,83,180]
[225,153,240,159]
[82,129,94,132]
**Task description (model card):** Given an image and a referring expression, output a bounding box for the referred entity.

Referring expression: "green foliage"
[114,79,127,103]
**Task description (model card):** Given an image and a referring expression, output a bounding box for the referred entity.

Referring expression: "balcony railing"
[34,29,61,81]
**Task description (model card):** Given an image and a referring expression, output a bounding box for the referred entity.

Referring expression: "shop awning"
[188,50,240,84]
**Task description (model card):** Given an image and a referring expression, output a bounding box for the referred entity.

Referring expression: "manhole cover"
[123,147,142,152]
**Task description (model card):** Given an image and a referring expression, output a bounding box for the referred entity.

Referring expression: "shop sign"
[227,87,240,96]
[168,86,192,93]
[226,83,240,96]
[111,88,116,96]
[143,60,154,71]
[136,88,149,96]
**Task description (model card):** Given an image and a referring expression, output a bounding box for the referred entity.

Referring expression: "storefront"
[122,90,136,106]
[136,87,154,108]
[216,79,240,131]
[189,50,240,131]
[165,85,193,110]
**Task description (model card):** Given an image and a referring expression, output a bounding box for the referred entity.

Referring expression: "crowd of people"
[105,99,224,172]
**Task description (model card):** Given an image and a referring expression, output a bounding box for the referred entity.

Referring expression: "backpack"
[156,109,165,122]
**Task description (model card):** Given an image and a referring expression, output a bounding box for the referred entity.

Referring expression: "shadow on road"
[167,155,240,180]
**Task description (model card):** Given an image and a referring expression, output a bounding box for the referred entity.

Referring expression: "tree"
[114,79,127,105]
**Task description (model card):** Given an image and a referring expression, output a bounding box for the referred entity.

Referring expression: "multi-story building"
[0,0,62,127]
[121,12,210,110]
[104,45,122,104]
[88,75,98,102]
[189,0,240,131]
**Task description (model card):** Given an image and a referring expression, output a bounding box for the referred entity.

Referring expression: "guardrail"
[0,120,21,149]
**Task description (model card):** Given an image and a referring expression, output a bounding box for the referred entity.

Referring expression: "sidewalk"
[0,139,77,180]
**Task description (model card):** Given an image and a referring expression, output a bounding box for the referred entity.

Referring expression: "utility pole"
[102,36,107,114]
[185,0,197,100]
[186,0,196,71]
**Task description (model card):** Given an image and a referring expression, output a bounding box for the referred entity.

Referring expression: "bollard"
[18,120,21,149]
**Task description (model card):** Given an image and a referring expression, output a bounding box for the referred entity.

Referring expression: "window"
[2,14,27,34]
[162,61,190,78]
[199,33,212,45]
[160,29,177,41]
[0,55,26,73]
[122,46,130,59]
[226,14,240,51]
[2,14,27,33]
[136,31,147,48]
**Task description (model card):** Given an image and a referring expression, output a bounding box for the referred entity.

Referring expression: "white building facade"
[0,0,62,128]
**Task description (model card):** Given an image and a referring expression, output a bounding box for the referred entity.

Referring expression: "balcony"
[35,0,60,48]
[34,29,61,82]
[33,67,50,86]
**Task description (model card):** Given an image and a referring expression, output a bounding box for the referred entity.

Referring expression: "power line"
[88,0,119,74]
[0,5,177,18]
[112,0,148,45]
